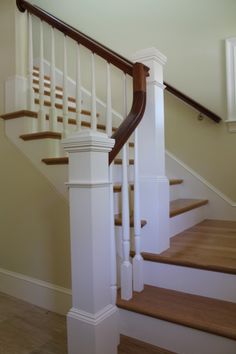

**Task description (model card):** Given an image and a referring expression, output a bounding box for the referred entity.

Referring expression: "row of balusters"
[27,12,144,300]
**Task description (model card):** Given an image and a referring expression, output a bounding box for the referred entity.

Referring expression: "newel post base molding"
[132,48,170,253]
[62,130,118,354]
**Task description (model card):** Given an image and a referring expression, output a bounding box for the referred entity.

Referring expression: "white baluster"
[38,20,46,131]
[49,26,57,132]
[106,63,112,136]
[63,35,69,137]
[76,44,82,131]
[133,128,144,292]
[27,12,34,112]
[109,164,117,305]
[91,52,97,131]
[121,74,132,300]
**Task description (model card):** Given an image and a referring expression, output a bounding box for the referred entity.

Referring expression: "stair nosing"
[170,198,208,217]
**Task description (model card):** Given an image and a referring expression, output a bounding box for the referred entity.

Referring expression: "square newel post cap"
[62,130,115,153]
[131,47,167,67]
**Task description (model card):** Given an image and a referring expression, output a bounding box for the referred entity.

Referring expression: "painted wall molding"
[0,267,71,315]
[225,37,236,132]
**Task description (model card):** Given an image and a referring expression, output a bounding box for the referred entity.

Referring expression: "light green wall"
[0,0,71,288]
[29,0,236,201]
[30,0,236,119]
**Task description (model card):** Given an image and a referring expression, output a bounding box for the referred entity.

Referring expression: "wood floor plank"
[118,335,175,354]
[117,285,236,340]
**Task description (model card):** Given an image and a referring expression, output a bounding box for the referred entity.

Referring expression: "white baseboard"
[0,267,72,315]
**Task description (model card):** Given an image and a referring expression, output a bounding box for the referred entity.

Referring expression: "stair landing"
[142,219,236,274]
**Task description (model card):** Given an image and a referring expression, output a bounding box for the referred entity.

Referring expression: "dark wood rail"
[16,0,149,164]
[164,82,221,123]
[16,0,135,75]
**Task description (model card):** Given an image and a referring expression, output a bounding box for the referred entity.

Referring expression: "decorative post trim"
[131,47,170,253]
[62,130,119,354]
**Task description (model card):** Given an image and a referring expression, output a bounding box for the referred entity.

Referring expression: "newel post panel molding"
[62,131,118,354]
[225,38,236,132]
[132,47,170,253]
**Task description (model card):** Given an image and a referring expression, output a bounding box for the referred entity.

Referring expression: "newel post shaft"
[62,131,118,354]
[132,48,170,253]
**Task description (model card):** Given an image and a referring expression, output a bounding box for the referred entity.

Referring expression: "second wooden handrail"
[165,82,221,123]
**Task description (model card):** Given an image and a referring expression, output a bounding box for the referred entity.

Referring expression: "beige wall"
[165,93,236,201]
[0,0,71,288]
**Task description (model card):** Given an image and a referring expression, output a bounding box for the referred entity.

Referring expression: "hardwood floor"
[142,219,236,274]
[0,292,173,354]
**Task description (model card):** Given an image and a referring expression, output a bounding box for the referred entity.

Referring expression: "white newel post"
[62,131,119,354]
[132,47,170,253]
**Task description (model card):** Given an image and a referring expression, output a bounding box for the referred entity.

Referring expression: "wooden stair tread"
[117,285,236,340]
[170,198,208,217]
[118,335,175,354]
[114,214,147,228]
[33,78,63,91]
[169,178,183,185]
[0,111,118,133]
[113,179,183,192]
[20,131,61,141]
[42,157,134,166]
[34,98,100,117]
[33,87,76,103]
[140,219,236,275]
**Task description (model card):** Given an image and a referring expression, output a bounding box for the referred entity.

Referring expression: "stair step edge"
[117,285,236,341]
[170,198,208,217]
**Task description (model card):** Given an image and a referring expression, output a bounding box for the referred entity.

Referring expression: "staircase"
[1,1,236,354]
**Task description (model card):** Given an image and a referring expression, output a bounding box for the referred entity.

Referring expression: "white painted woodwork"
[119,309,236,354]
[225,38,236,132]
[106,63,112,136]
[63,35,69,137]
[27,13,35,112]
[144,261,236,303]
[49,27,58,132]
[120,74,132,300]
[91,52,97,131]
[76,44,82,131]
[133,128,144,292]
[5,76,27,113]
[109,164,117,305]
[38,20,46,131]
[132,47,170,253]
[62,131,118,354]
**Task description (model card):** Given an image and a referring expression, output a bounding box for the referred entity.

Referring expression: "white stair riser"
[169,183,182,201]
[170,205,207,237]
[143,261,236,302]
[119,309,236,354]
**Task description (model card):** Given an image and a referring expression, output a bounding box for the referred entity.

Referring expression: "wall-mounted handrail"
[16,0,149,163]
[165,82,222,123]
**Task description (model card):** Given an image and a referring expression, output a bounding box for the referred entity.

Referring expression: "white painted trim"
[0,267,71,315]
[131,47,167,66]
[66,181,111,188]
[147,80,166,90]
[225,119,236,132]
[166,150,236,206]
[68,305,118,326]
[225,38,236,123]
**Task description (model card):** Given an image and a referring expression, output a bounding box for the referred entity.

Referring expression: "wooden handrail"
[164,82,221,123]
[16,0,134,75]
[16,0,149,164]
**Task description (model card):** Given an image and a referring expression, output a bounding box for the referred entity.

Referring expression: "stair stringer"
[166,150,236,220]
